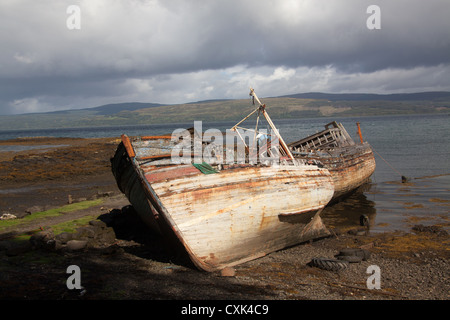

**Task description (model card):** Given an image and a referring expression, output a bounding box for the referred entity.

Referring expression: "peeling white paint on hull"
[112,136,334,272]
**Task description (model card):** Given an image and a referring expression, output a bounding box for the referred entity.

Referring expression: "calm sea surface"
[1,113,449,232]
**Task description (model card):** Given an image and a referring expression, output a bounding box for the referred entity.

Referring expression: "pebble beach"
[0,137,448,302]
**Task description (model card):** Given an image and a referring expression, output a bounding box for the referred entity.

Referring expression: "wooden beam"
[121,134,136,159]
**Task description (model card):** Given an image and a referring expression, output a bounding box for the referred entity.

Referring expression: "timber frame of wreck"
[111,88,375,272]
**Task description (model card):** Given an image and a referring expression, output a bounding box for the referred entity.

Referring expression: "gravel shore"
[0,137,448,301]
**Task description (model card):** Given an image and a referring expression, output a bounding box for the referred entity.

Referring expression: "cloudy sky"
[1,0,449,115]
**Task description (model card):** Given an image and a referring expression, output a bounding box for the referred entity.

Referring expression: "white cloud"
[9,98,55,114]
[13,53,34,64]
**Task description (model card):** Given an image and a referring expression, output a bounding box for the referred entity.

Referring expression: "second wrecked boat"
[288,121,376,201]
[111,89,335,272]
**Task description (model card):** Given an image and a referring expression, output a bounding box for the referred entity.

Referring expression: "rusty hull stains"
[289,121,376,200]
[111,136,335,272]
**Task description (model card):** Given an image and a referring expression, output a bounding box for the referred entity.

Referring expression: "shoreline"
[0,137,449,300]
[0,137,121,218]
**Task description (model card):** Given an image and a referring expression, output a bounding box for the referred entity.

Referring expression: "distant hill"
[279,91,450,101]
[0,92,449,130]
[47,102,165,115]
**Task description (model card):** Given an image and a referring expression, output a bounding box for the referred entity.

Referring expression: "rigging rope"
[371,146,405,178]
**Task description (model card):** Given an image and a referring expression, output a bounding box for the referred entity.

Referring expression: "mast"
[231,88,294,160]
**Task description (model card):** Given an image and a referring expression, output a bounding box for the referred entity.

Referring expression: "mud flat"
[0,137,449,302]
[0,137,121,218]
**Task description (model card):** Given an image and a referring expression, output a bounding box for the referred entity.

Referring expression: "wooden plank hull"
[111,138,334,271]
[288,122,376,201]
[295,144,376,200]
[326,145,375,199]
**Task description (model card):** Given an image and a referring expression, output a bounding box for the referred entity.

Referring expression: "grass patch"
[51,215,98,235]
[0,199,104,232]
[3,216,99,243]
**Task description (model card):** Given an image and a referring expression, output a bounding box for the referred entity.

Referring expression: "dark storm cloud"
[0,0,449,114]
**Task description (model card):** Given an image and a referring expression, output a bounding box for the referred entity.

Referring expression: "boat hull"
[288,122,376,201]
[296,144,376,200]
[111,138,334,271]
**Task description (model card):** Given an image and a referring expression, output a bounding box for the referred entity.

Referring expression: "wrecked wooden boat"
[288,121,376,201]
[111,89,334,272]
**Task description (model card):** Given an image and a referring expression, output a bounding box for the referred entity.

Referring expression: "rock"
[335,248,371,261]
[86,220,116,247]
[348,228,369,236]
[29,229,55,249]
[0,213,17,220]
[412,224,448,236]
[97,191,114,198]
[220,267,236,277]
[53,240,64,251]
[25,205,45,215]
[89,220,107,229]
[55,232,73,244]
[43,239,59,251]
[66,240,88,252]
[359,214,370,227]
[26,220,117,253]
[74,226,95,240]
[97,228,116,244]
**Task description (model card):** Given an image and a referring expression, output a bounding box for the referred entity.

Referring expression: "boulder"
[25,206,45,215]
[89,220,108,229]
[220,267,236,277]
[74,226,95,240]
[55,232,73,244]
[66,240,88,252]
[26,219,116,253]
[29,229,55,249]
[0,213,17,220]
